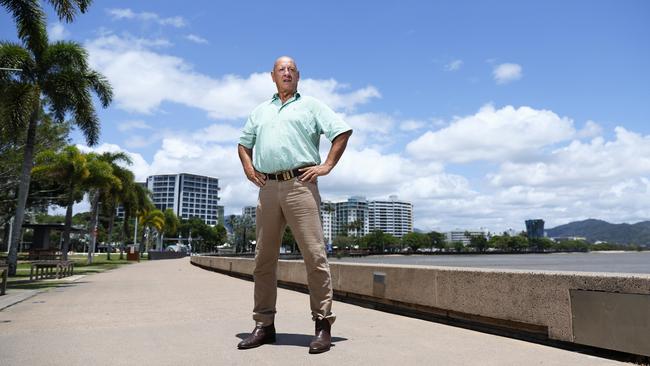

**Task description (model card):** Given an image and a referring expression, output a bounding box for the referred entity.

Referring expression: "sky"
[2,0,649,233]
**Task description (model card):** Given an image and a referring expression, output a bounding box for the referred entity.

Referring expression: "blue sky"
[2,1,649,232]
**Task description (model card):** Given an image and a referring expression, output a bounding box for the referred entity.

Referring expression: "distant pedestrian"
[237,56,352,354]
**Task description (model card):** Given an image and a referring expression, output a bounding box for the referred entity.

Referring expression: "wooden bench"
[0,263,8,296]
[29,260,74,281]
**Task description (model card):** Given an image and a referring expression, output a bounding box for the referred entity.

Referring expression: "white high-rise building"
[243,206,256,223]
[445,228,489,246]
[320,201,335,245]
[146,173,220,226]
[334,196,369,237]
[368,195,413,238]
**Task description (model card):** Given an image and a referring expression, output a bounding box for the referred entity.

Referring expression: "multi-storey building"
[445,228,489,246]
[320,201,336,244]
[334,196,369,237]
[146,173,220,226]
[368,195,413,238]
[242,206,256,223]
[525,219,545,239]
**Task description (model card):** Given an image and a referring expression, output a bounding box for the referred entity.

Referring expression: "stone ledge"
[191,255,650,357]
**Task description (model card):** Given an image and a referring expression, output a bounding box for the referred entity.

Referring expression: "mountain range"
[546,219,650,245]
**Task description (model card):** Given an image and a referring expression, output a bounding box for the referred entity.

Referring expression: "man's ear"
[270,71,275,82]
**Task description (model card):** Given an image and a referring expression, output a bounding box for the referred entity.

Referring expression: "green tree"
[162,208,180,249]
[228,215,255,253]
[97,161,134,260]
[283,226,297,253]
[468,234,488,252]
[31,145,92,260]
[452,241,465,252]
[138,208,165,253]
[2,0,111,275]
[401,232,429,252]
[333,235,355,250]
[359,230,398,253]
[428,231,446,251]
[507,235,529,252]
[120,180,152,259]
[82,152,122,264]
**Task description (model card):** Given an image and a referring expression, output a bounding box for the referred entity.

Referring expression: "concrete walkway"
[0,258,628,365]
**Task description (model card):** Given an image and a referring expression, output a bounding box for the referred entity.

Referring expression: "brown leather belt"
[266,168,302,181]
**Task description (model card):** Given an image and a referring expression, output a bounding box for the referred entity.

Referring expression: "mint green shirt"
[239,92,352,174]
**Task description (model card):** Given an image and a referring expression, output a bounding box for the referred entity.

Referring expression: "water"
[330,251,650,274]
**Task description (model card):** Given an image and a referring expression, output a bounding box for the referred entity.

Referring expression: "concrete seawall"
[191,255,650,357]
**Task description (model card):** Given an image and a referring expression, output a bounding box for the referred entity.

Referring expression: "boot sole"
[237,337,276,349]
[308,345,331,354]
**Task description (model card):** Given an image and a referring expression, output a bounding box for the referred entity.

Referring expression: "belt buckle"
[279,169,294,181]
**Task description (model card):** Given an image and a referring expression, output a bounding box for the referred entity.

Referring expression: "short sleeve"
[239,114,256,148]
[313,99,352,142]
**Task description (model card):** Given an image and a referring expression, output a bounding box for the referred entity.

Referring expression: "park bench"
[1,261,8,295]
[29,260,74,281]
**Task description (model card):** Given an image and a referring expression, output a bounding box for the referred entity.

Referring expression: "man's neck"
[278,90,296,104]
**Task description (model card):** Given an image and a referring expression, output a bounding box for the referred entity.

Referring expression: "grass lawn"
[2,252,146,290]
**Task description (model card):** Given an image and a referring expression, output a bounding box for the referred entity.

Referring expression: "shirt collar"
[271,91,301,103]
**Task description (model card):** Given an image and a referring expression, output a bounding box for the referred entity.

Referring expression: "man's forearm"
[323,130,352,170]
[238,144,254,171]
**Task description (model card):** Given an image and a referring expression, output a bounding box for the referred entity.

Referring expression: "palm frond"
[0,0,48,56]
[45,0,92,23]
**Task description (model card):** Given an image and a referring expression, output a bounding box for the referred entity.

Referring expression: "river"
[330,251,650,274]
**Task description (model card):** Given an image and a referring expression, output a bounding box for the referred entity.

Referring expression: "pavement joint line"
[0,274,88,311]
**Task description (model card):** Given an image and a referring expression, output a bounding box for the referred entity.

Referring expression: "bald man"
[237,56,352,354]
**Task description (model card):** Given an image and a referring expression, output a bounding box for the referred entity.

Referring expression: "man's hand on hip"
[298,165,332,183]
[246,167,267,187]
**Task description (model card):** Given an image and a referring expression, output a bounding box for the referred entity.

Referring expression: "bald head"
[273,56,298,71]
[271,56,300,97]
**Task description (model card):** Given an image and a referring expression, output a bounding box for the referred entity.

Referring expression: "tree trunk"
[61,190,75,260]
[106,211,115,260]
[87,191,100,265]
[120,213,130,260]
[7,102,39,276]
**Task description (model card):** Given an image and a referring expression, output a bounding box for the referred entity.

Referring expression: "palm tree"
[2,0,110,275]
[82,152,122,264]
[139,209,165,254]
[85,152,131,263]
[99,163,133,260]
[31,145,93,260]
[120,182,151,259]
[162,208,179,251]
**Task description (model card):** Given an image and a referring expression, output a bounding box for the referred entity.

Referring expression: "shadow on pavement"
[236,333,348,347]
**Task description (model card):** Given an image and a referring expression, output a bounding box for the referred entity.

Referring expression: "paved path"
[0,258,628,365]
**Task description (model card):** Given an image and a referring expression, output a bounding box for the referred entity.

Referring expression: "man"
[237,56,352,354]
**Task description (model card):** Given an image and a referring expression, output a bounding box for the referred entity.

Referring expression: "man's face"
[271,58,299,94]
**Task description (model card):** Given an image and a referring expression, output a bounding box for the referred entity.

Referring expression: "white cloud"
[445,59,463,71]
[399,119,426,131]
[86,34,380,119]
[489,127,650,188]
[185,34,208,44]
[48,22,69,41]
[107,8,186,28]
[576,120,603,139]
[117,120,152,132]
[406,104,575,163]
[493,63,522,84]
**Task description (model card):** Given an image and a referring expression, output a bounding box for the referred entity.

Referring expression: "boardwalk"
[0,258,627,365]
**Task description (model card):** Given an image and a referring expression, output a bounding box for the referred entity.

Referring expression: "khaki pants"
[253,178,335,326]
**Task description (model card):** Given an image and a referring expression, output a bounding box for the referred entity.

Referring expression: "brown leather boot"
[237,323,276,349]
[309,318,331,354]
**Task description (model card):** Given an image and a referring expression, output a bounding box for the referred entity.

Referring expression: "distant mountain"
[546,219,650,245]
